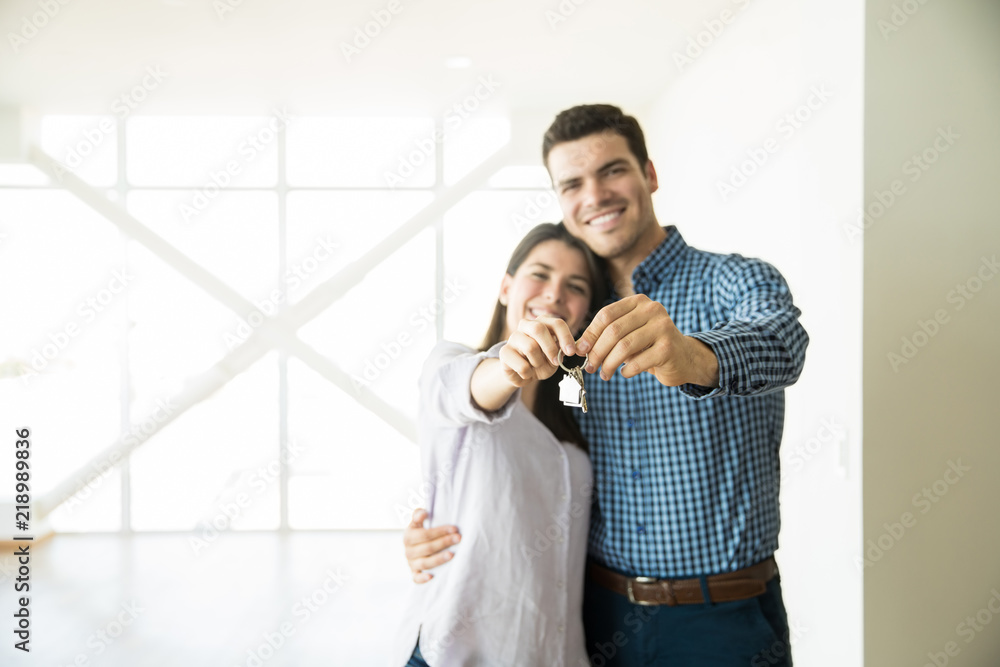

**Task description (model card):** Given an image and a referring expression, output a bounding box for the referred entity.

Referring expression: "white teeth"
[590,211,619,226]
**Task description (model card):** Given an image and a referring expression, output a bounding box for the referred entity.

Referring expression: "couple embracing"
[394,104,808,667]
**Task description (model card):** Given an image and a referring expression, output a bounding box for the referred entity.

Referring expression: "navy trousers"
[404,575,792,666]
[582,572,792,667]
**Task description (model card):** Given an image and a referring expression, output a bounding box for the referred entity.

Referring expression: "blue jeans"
[405,641,430,667]
[583,571,792,666]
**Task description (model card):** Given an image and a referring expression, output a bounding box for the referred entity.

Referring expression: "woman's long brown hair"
[478,223,608,450]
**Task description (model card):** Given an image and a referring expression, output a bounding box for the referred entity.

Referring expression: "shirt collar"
[617,225,687,296]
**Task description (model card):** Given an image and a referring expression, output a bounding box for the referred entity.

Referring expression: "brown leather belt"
[588,557,777,606]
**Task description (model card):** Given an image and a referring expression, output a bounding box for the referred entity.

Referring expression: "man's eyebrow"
[554,158,630,188]
[554,174,581,189]
[598,158,630,173]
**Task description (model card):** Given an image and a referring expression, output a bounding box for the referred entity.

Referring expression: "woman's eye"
[532,272,548,280]
[570,284,587,294]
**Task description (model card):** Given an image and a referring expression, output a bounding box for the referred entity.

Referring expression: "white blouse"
[392,341,593,667]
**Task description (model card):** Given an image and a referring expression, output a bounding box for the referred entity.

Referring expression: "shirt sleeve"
[680,256,809,399]
[419,340,521,426]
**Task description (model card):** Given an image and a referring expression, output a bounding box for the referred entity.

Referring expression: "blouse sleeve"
[418,340,520,428]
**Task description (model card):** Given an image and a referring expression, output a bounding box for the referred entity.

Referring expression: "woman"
[393,223,607,667]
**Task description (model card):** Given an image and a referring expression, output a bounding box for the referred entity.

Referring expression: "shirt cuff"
[678,330,739,399]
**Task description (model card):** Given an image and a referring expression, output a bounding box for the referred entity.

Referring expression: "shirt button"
[557,580,565,589]
[561,494,568,501]
[627,418,635,428]
[632,470,640,480]
[557,537,565,543]
[637,524,646,534]
[558,625,565,633]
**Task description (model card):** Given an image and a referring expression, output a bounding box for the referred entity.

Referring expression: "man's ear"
[645,159,659,194]
[498,273,512,306]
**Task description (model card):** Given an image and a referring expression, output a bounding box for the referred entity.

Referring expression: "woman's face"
[499,240,593,339]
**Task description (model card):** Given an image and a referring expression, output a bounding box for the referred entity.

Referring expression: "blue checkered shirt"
[578,226,808,578]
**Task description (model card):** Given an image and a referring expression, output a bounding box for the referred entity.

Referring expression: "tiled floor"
[0,532,413,666]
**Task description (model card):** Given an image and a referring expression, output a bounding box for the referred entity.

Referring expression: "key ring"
[557,350,589,373]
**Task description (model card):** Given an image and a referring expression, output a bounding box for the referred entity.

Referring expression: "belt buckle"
[626,576,660,606]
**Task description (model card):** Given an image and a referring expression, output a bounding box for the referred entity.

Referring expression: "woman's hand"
[471,316,578,412]
[497,316,578,387]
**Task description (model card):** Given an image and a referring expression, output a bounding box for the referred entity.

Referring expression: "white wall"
[645,0,865,664]
[863,0,1000,664]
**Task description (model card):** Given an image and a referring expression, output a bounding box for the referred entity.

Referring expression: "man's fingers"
[616,340,664,379]
[403,509,461,581]
[601,321,660,379]
[403,524,460,549]
[406,508,428,531]
[409,548,456,575]
[405,530,462,562]
[574,314,606,358]
[586,311,647,378]
[575,298,640,357]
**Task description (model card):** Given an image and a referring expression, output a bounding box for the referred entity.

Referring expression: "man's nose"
[580,177,610,207]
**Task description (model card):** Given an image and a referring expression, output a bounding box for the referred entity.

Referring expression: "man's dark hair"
[542,104,649,170]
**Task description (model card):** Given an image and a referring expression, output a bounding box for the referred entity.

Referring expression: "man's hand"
[403,509,462,583]
[574,294,720,388]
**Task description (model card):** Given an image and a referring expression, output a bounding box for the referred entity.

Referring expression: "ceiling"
[0,0,702,117]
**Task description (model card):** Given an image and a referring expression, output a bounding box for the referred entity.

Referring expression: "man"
[404,104,808,666]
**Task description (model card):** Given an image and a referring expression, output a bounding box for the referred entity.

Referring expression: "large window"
[3,112,562,532]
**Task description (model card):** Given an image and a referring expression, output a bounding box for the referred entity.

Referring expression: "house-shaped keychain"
[559,374,586,409]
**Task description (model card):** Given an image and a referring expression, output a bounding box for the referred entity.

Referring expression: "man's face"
[546,132,659,261]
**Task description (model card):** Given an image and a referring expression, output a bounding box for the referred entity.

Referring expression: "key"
[572,366,588,413]
[557,352,589,413]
